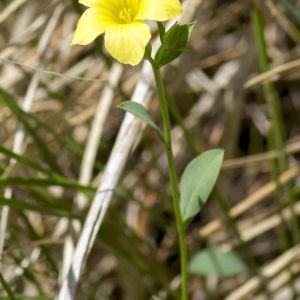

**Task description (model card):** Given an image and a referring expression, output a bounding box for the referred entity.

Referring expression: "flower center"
[119,8,133,23]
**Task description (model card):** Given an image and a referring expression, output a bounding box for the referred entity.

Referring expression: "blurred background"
[1,0,300,299]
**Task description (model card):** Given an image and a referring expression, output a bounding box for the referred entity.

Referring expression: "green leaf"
[17,210,59,274]
[162,22,180,49]
[144,43,152,60]
[189,247,249,276]
[176,22,196,49]
[151,297,162,300]
[156,21,165,42]
[29,185,70,209]
[118,101,166,144]
[0,272,17,300]
[0,196,81,219]
[180,149,224,225]
[0,145,56,178]
[0,295,53,300]
[154,48,183,68]
[0,88,62,174]
[0,177,94,191]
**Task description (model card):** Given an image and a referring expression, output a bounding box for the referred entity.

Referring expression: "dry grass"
[0,0,300,299]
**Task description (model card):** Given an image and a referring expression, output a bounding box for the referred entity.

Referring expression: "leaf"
[151,297,162,300]
[0,272,17,300]
[154,48,183,68]
[0,88,62,174]
[144,43,152,60]
[0,145,56,178]
[162,22,179,49]
[0,177,94,191]
[29,186,70,209]
[180,149,224,225]
[0,196,81,219]
[0,295,53,300]
[0,145,88,189]
[118,101,166,144]
[189,247,249,276]
[176,22,196,49]
[156,21,165,42]
[17,210,59,274]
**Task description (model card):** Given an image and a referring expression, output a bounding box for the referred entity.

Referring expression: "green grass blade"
[0,88,62,174]
[0,145,56,178]
[277,0,300,24]
[0,273,16,300]
[0,295,52,300]
[0,177,94,191]
[0,196,81,219]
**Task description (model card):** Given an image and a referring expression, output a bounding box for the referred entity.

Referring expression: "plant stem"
[149,59,188,300]
[0,272,17,300]
[277,0,300,25]
[252,7,300,246]
[252,7,298,297]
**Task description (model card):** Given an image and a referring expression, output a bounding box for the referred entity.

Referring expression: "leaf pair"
[119,101,224,225]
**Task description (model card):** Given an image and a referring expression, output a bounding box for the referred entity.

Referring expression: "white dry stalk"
[244,57,300,89]
[0,4,65,268]
[57,60,154,300]
[0,0,27,25]
[59,62,123,283]
[257,264,300,299]
[10,1,37,39]
[10,14,48,44]
[224,245,300,300]
[241,202,300,243]
[222,140,300,169]
[199,166,300,238]
[60,12,74,61]
[77,62,124,209]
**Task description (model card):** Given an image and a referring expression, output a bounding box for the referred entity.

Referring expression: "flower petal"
[105,22,151,65]
[79,0,99,7]
[135,0,183,21]
[71,8,111,45]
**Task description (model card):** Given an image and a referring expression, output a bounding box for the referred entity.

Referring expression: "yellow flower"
[71,0,183,65]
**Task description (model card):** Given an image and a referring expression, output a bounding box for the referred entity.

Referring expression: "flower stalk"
[149,58,188,300]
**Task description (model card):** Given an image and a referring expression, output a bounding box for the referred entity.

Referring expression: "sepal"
[154,22,196,67]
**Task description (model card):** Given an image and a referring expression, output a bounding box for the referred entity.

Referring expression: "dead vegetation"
[1,0,300,299]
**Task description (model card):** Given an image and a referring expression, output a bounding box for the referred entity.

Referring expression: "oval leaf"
[189,247,249,276]
[118,101,166,144]
[180,149,224,225]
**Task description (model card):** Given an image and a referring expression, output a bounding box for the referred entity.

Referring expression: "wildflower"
[71,0,183,65]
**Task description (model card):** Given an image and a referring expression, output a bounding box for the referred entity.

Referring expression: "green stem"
[277,0,300,25]
[252,7,300,246]
[165,91,262,276]
[149,59,188,300]
[0,272,17,300]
